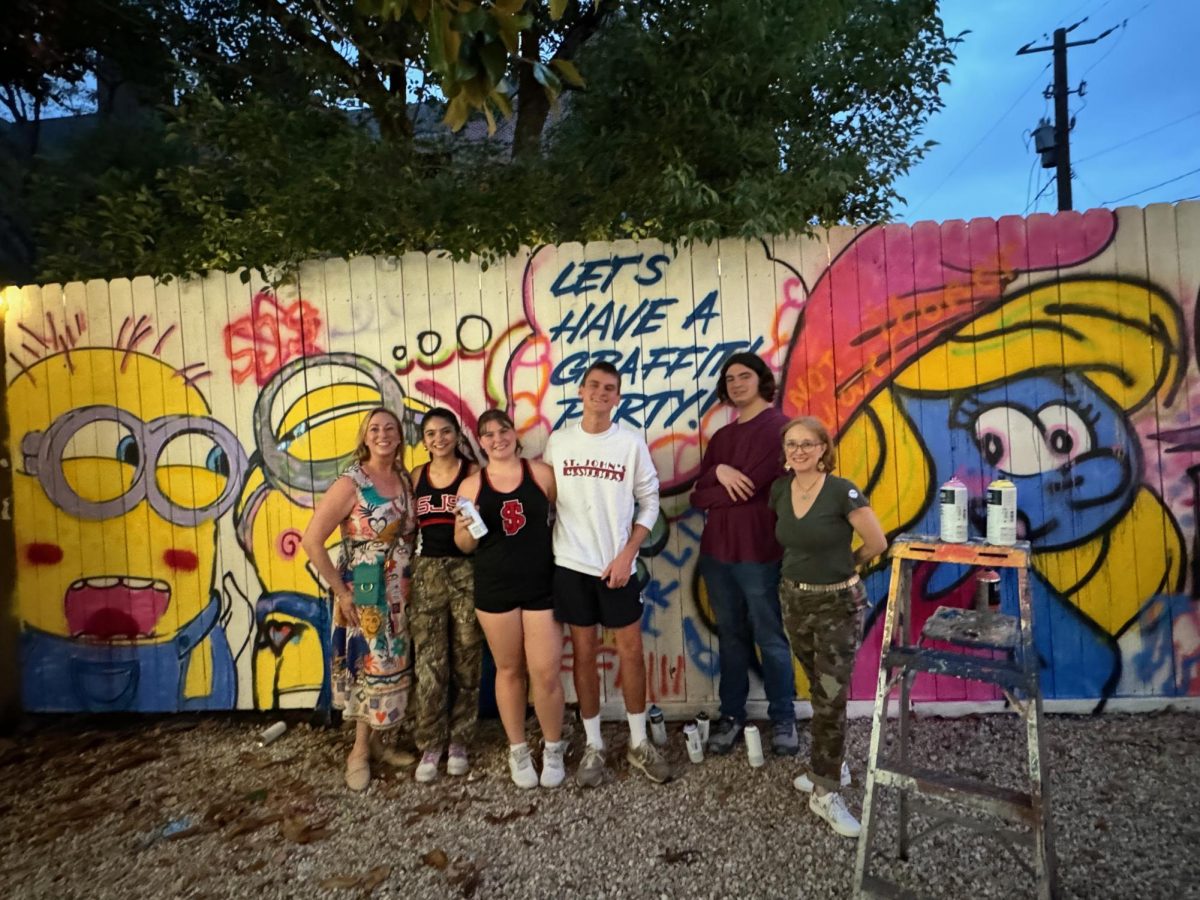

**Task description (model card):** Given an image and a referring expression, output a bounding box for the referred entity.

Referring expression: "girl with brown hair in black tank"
[455,409,565,790]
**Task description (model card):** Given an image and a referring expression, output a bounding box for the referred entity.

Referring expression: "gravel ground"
[1,710,1197,899]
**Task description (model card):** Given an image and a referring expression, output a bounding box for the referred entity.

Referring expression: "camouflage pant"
[780,578,866,792]
[409,556,483,751]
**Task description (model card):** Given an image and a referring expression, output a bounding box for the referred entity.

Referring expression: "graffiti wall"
[4,203,1200,714]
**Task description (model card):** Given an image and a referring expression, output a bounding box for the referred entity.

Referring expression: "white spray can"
[938,477,969,543]
[455,497,489,539]
[695,712,710,745]
[683,723,704,763]
[743,723,765,768]
[986,479,1017,546]
[258,721,287,747]
[649,705,668,746]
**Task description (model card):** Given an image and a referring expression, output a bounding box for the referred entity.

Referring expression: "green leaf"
[479,39,508,85]
[550,0,569,21]
[549,58,584,88]
[491,0,526,13]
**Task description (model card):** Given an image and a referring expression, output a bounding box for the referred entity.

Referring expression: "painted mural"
[5,203,1200,714]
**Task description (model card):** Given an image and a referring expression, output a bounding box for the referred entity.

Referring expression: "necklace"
[794,474,824,500]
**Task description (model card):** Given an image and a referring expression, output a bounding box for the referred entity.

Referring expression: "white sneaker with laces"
[809,790,861,838]
[508,744,539,789]
[415,748,442,784]
[540,739,568,788]
[793,760,851,793]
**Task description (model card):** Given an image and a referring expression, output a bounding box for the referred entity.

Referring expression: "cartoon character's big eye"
[1037,404,1093,463]
[973,407,1046,475]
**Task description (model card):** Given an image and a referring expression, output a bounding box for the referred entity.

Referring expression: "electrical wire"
[1075,108,1200,164]
[1103,165,1200,204]
[904,62,1052,219]
[1026,175,1056,214]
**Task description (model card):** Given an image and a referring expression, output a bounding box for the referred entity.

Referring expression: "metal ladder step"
[884,646,1034,690]
[870,762,1038,825]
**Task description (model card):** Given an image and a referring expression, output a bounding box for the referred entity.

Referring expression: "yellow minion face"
[11,349,247,644]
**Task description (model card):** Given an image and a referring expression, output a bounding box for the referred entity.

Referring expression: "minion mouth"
[64,576,171,639]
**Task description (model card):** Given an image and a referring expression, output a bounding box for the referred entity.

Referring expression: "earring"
[817,460,826,472]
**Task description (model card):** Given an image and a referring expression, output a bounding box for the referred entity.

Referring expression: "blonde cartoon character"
[11,347,247,711]
[234,353,429,710]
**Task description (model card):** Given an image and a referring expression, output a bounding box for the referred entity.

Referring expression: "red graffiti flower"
[224,292,323,385]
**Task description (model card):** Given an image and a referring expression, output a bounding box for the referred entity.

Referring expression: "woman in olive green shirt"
[769,415,887,839]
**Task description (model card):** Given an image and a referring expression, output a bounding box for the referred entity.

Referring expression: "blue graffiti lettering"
[549,253,672,297]
[681,290,720,337]
[684,616,720,678]
[641,578,678,638]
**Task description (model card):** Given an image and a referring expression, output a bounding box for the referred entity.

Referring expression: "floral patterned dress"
[330,462,417,731]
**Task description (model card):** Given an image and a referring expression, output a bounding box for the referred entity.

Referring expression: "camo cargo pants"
[779,578,866,792]
[409,556,483,752]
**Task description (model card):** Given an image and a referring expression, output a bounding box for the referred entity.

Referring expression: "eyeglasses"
[784,440,825,454]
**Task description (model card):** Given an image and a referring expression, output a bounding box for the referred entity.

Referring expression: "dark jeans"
[699,555,795,726]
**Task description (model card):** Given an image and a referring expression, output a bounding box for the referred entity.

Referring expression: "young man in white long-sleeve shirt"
[543,362,672,785]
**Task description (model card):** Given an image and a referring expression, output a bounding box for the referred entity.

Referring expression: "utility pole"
[1018,21,1117,211]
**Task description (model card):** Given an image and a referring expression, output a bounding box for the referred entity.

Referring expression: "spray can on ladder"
[938,477,969,543]
[986,479,1017,546]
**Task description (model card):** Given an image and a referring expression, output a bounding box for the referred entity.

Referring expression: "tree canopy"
[1,0,957,285]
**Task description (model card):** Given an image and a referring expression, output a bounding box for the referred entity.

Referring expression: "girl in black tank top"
[453,409,565,790]
[473,459,554,612]
[409,409,483,781]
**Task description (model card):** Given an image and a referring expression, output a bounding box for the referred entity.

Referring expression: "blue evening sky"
[892,0,1200,223]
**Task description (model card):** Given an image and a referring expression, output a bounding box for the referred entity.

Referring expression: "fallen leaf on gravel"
[279,815,331,844]
[447,860,483,898]
[422,849,450,870]
[226,813,284,838]
[659,849,700,865]
[320,875,364,890]
[483,805,536,824]
[242,788,269,804]
[360,866,391,892]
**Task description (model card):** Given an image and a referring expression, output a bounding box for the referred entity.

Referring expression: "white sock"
[627,711,648,749]
[582,714,604,750]
[509,741,529,756]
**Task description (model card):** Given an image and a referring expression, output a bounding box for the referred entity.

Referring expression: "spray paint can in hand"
[455,497,489,539]
[938,477,969,543]
[695,712,710,745]
[985,479,1017,546]
[649,705,668,746]
[683,723,704,764]
[743,723,765,768]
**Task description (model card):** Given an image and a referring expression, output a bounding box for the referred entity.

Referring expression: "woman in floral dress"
[302,407,417,790]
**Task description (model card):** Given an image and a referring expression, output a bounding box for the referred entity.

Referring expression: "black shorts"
[553,566,644,629]
[474,590,554,616]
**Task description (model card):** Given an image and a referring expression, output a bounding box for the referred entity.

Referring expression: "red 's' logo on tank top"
[500,499,527,536]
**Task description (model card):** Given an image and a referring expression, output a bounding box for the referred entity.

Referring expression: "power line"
[1075,108,1200,163]
[904,62,1051,218]
[1026,175,1056,214]
[1103,165,1200,204]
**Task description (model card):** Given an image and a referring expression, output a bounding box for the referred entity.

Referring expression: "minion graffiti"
[9,334,248,712]
[781,210,1190,703]
[234,352,429,710]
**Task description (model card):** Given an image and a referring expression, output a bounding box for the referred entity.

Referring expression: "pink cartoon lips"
[64,577,171,639]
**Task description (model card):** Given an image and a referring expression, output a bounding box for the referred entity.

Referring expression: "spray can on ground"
[649,705,667,746]
[258,721,287,747]
[986,479,1017,546]
[938,477,969,543]
[455,497,489,539]
[683,723,704,764]
[743,723,765,768]
[695,712,710,745]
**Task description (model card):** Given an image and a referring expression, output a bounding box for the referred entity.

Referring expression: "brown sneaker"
[627,740,672,784]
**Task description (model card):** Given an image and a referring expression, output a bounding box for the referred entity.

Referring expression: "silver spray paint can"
[455,496,489,539]
[938,477,969,543]
[258,721,287,747]
[986,479,1017,546]
[695,712,710,745]
[743,723,765,768]
[683,723,704,763]
[649,705,667,746]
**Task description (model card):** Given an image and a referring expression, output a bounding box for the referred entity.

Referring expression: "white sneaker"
[508,744,539,789]
[809,791,861,838]
[540,739,568,788]
[793,760,851,793]
[415,748,443,784]
[446,743,470,777]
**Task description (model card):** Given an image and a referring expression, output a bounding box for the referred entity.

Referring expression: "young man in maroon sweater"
[690,352,798,756]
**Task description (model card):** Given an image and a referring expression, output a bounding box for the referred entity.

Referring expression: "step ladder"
[853,534,1058,900]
